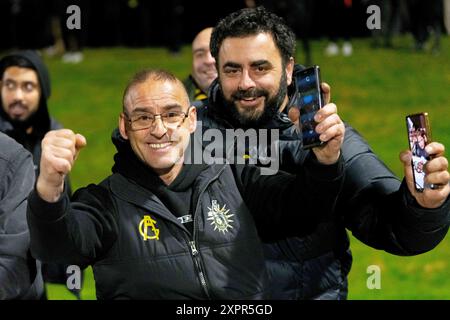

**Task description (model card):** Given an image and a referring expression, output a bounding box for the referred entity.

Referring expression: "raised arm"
[339,125,450,255]
[27,129,117,267]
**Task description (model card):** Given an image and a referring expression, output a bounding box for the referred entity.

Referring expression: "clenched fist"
[37,129,86,202]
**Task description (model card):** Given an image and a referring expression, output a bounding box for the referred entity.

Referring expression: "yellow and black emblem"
[139,215,160,241]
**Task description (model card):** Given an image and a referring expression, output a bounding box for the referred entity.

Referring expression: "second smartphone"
[295,65,325,149]
[406,112,432,192]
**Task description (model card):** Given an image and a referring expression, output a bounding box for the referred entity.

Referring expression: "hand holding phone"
[291,66,344,164]
[402,112,450,208]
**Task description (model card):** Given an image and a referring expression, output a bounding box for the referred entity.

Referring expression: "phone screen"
[296,66,324,149]
[406,113,431,191]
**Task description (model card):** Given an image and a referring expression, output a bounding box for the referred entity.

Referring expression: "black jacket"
[183,75,208,108]
[0,132,44,299]
[27,129,344,299]
[197,65,450,299]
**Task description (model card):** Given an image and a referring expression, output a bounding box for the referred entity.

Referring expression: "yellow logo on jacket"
[139,215,160,241]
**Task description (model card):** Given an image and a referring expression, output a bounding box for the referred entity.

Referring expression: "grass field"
[40,35,449,300]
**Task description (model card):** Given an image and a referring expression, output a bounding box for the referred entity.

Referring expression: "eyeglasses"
[124,109,190,131]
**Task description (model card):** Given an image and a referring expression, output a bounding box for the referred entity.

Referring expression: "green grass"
[43,35,450,300]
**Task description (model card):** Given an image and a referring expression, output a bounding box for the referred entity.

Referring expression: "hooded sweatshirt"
[0,50,62,176]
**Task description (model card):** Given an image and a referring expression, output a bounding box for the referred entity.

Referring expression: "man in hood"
[0,50,60,176]
[0,50,79,298]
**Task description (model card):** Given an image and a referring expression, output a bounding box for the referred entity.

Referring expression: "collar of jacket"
[205,64,305,131]
[108,173,187,231]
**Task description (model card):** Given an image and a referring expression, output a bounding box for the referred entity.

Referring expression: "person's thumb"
[288,107,300,132]
[288,107,300,123]
[321,82,331,105]
[74,133,87,160]
[399,150,411,165]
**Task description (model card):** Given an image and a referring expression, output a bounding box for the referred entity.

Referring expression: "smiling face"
[217,33,294,126]
[1,66,41,121]
[119,76,196,182]
[192,27,217,93]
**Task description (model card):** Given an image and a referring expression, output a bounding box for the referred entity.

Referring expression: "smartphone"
[406,112,432,192]
[295,65,325,149]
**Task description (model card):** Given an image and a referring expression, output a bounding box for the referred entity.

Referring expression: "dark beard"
[4,107,37,132]
[220,71,288,128]
[0,97,47,139]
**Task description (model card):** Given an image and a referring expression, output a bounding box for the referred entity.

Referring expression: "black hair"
[210,6,296,67]
[0,55,36,77]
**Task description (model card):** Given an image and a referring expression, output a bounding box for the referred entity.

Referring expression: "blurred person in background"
[256,0,315,66]
[183,27,217,107]
[324,0,354,56]
[0,50,81,299]
[57,0,87,63]
[406,0,444,53]
[366,0,402,48]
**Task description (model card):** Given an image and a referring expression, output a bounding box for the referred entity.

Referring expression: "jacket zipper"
[187,165,227,300]
[189,240,209,295]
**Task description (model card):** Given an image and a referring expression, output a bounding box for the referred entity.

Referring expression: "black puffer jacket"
[197,65,450,299]
[183,75,208,108]
[27,129,344,299]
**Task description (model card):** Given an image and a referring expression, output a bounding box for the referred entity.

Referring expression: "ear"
[187,106,197,134]
[119,113,129,140]
[285,57,295,86]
